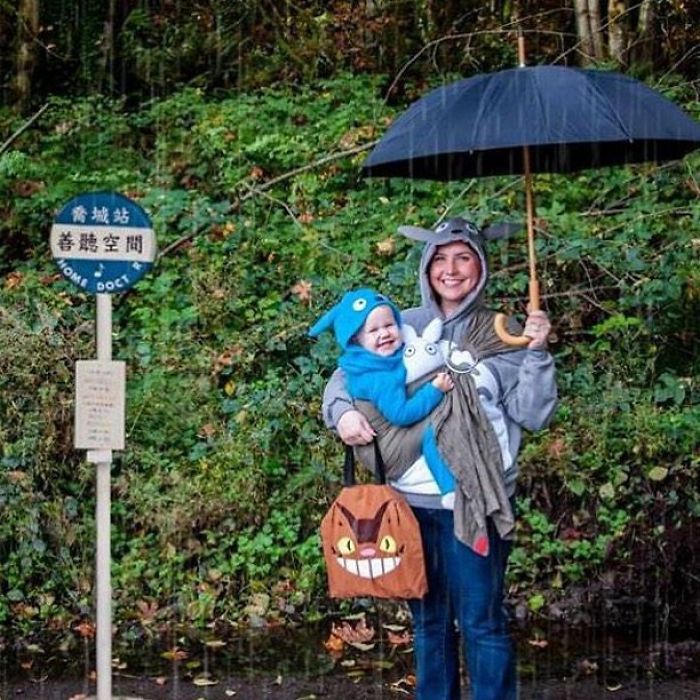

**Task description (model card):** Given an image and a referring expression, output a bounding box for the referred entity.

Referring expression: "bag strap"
[343,441,386,486]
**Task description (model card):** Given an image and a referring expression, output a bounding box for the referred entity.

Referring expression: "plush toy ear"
[422,317,443,343]
[309,303,338,337]
[401,324,418,344]
[481,222,521,240]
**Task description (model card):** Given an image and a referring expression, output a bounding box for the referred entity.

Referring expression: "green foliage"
[1,72,699,647]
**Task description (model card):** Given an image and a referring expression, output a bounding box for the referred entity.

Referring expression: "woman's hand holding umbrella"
[523,310,551,350]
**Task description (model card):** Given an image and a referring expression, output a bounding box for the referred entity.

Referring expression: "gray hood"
[398,217,520,335]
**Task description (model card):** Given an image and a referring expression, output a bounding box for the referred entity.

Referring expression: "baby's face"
[356,305,401,356]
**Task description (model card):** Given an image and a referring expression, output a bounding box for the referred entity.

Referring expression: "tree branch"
[157,140,377,260]
[240,181,304,231]
[384,27,577,104]
[0,103,50,156]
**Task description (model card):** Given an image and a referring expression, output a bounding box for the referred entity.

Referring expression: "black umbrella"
[362,38,700,345]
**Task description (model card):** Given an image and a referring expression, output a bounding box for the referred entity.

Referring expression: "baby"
[309,288,453,427]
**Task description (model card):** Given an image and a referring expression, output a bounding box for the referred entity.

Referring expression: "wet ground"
[3,672,700,699]
[2,621,699,699]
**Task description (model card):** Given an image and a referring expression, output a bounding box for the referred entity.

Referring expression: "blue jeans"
[408,507,516,700]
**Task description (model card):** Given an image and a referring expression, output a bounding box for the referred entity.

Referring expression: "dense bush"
[0,73,698,649]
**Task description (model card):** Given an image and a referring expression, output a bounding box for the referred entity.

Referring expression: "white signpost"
[51,192,155,700]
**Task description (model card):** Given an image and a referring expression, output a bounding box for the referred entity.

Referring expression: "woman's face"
[428,241,482,315]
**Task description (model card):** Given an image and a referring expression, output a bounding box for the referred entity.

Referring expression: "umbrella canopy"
[361,65,700,180]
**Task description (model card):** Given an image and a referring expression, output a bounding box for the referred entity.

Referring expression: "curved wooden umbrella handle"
[494,312,531,347]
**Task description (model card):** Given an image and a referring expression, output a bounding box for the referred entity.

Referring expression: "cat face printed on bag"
[330,499,405,579]
[320,483,428,599]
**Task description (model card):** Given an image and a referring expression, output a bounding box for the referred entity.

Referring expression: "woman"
[322,217,557,700]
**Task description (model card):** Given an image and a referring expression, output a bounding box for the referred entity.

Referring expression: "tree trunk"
[630,0,656,69]
[587,0,605,61]
[573,0,594,64]
[608,0,629,66]
[97,0,116,93]
[0,8,12,103]
[15,0,39,113]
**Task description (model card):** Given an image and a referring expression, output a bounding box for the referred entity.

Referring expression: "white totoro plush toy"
[402,318,452,384]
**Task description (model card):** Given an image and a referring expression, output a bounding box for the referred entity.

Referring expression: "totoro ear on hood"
[398,219,521,245]
[397,225,439,243]
[480,222,522,240]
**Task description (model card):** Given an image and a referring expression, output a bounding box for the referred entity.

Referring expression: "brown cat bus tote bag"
[320,442,428,599]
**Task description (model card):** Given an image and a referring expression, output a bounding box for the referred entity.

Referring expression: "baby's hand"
[432,372,454,393]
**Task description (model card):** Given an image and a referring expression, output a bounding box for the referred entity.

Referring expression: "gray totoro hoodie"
[322,217,557,502]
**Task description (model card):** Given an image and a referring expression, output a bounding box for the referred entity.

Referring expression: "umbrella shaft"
[523,147,540,312]
[518,34,526,67]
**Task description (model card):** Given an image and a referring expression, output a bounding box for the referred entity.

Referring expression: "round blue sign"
[50,191,156,294]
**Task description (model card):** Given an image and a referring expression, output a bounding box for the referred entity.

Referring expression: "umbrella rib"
[586,76,634,142]
[529,70,550,148]
[469,75,495,153]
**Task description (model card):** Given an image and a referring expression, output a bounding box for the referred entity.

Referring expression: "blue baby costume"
[309,288,444,427]
[310,288,456,501]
